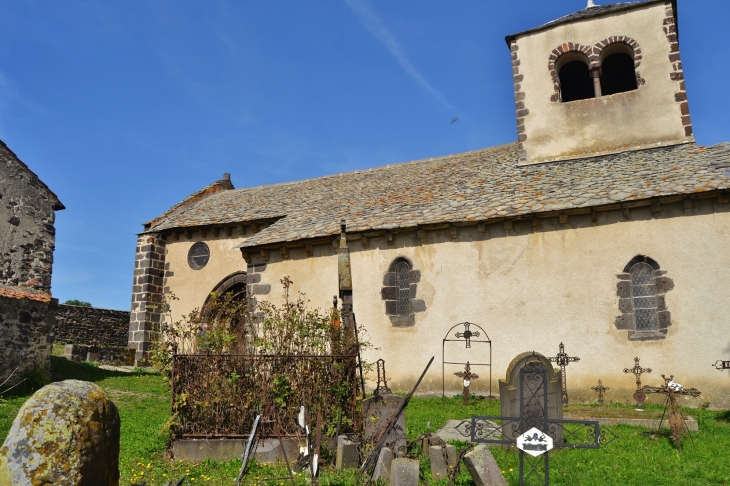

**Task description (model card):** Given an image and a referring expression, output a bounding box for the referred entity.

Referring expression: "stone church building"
[130,0,730,405]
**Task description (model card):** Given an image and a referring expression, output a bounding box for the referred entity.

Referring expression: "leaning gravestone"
[463,444,508,486]
[362,394,407,451]
[0,380,120,486]
[499,351,563,443]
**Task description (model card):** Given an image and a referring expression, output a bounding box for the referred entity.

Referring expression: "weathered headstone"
[336,435,359,470]
[0,380,120,486]
[463,444,508,486]
[498,351,563,443]
[389,457,419,486]
[371,446,394,484]
[417,434,445,454]
[428,444,457,480]
[362,394,407,451]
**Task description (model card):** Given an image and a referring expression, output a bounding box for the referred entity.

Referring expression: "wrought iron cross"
[642,374,701,452]
[454,361,479,405]
[713,360,730,371]
[591,380,609,407]
[455,322,480,348]
[624,356,652,409]
[548,342,580,405]
[373,358,392,396]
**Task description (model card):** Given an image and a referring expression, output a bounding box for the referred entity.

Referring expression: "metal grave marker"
[591,380,609,407]
[624,356,651,409]
[454,361,479,405]
[548,342,580,405]
[713,360,730,371]
[466,358,617,485]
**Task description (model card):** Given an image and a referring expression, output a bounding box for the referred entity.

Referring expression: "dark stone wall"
[0,141,62,293]
[55,304,131,347]
[0,295,56,385]
[128,233,166,362]
[64,344,136,366]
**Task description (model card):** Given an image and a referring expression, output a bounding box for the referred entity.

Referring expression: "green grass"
[2,358,730,485]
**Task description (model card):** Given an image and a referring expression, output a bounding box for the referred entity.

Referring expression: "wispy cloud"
[343,0,456,116]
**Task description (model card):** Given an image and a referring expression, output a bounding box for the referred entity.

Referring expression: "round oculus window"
[188,242,210,270]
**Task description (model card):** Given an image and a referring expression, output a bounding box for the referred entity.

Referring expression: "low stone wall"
[55,305,130,348]
[64,344,136,367]
[0,295,56,385]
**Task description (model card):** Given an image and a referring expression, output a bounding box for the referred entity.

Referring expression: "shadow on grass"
[2,356,132,400]
[716,410,730,423]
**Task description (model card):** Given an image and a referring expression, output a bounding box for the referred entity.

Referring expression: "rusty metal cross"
[548,342,580,405]
[454,361,479,405]
[455,322,480,348]
[624,356,652,409]
[624,357,652,390]
[591,380,610,407]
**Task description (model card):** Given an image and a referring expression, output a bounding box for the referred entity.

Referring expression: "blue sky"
[0,0,727,310]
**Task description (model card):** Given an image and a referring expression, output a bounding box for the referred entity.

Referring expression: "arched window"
[395,260,411,316]
[557,55,594,102]
[599,44,638,96]
[381,257,426,327]
[630,263,658,332]
[614,255,674,341]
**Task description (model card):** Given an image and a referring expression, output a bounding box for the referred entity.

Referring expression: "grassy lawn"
[1,356,729,485]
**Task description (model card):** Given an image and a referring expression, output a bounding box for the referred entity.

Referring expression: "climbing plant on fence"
[153,277,366,440]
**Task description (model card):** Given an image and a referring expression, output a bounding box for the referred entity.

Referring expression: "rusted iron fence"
[171,353,359,439]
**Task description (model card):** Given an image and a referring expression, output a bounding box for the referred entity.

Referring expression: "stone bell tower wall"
[511,1,692,165]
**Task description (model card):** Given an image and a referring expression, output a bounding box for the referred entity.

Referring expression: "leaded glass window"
[188,242,210,270]
[630,262,658,331]
[395,261,411,316]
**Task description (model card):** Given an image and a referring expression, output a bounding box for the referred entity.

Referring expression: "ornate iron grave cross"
[642,374,701,453]
[591,380,609,407]
[453,361,617,486]
[373,358,392,396]
[454,361,479,405]
[455,322,480,348]
[624,357,652,409]
[713,360,730,371]
[548,342,580,405]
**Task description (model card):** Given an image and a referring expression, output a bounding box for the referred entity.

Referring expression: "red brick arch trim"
[548,43,596,102]
[548,37,646,103]
[592,36,646,87]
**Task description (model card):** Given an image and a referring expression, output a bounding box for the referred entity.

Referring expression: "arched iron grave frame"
[442,322,494,399]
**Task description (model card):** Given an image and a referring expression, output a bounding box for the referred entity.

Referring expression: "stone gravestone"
[0,380,120,486]
[362,394,407,451]
[463,444,508,486]
[498,351,563,444]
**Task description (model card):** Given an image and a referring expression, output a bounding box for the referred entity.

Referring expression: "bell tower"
[506,0,692,165]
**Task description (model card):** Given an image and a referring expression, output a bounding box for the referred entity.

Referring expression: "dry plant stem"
[0,368,26,396]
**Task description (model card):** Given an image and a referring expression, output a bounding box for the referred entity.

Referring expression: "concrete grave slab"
[429,444,457,481]
[336,435,359,470]
[362,394,407,450]
[371,446,394,484]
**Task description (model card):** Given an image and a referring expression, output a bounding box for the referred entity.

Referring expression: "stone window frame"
[548,37,645,103]
[187,242,210,270]
[614,255,674,341]
[205,271,247,304]
[381,257,426,328]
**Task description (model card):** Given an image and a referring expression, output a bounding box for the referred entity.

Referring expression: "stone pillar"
[128,233,166,364]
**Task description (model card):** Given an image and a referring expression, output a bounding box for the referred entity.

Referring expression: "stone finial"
[223,173,230,180]
[587,0,596,7]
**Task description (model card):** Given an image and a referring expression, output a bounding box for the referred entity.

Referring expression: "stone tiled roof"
[144,141,730,248]
[505,0,671,44]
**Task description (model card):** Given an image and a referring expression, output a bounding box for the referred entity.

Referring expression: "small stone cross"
[455,322,480,348]
[591,380,609,407]
[548,342,580,405]
[624,356,652,409]
[454,362,479,405]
